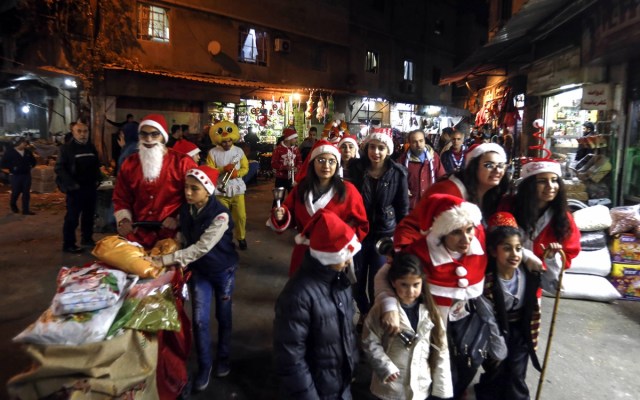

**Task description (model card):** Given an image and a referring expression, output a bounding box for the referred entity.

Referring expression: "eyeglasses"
[482,162,506,171]
[315,158,338,166]
[139,130,163,139]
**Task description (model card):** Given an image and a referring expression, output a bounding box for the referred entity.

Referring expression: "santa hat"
[283,128,298,142]
[419,193,483,237]
[309,139,341,164]
[365,130,394,154]
[301,209,361,265]
[173,139,200,158]
[464,143,506,168]
[186,166,219,195]
[486,211,519,232]
[138,114,169,143]
[339,133,360,159]
[518,157,562,183]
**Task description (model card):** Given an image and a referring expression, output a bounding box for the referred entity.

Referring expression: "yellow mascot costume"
[206,121,250,249]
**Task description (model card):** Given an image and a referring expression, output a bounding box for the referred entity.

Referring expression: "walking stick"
[535,249,567,400]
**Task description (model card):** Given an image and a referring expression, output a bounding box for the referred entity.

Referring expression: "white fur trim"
[465,143,506,167]
[187,168,216,195]
[285,132,298,141]
[519,160,562,182]
[114,209,133,224]
[427,233,484,266]
[310,234,361,265]
[305,187,335,217]
[429,278,485,301]
[309,144,341,165]
[430,202,483,239]
[339,136,358,149]
[294,233,310,245]
[139,119,169,143]
[187,147,200,157]
[366,132,394,154]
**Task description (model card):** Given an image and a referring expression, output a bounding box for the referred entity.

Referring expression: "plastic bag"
[107,270,180,336]
[92,236,163,278]
[609,204,640,236]
[14,278,136,345]
[52,263,129,315]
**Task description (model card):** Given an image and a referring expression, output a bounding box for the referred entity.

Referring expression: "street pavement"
[1,180,639,400]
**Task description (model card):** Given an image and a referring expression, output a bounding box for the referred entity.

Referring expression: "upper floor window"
[239,28,268,66]
[138,3,170,42]
[365,51,379,74]
[403,60,414,81]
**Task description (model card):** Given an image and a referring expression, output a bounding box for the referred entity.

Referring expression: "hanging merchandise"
[529,119,552,159]
[305,91,314,120]
[316,94,326,122]
[326,95,334,121]
[499,87,520,127]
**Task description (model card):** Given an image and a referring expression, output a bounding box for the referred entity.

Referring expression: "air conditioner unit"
[274,38,291,53]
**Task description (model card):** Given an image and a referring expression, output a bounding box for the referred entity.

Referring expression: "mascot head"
[209,120,240,145]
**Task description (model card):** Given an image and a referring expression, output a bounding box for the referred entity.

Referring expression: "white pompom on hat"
[419,193,483,238]
[138,114,169,143]
[365,130,394,154]
[301,208,362,266]
[518,158,562,183]
[186,165,220,195]
[464,143,507,167]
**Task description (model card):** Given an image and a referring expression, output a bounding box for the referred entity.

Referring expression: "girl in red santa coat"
[499,158,581,272]
[269,140,369,276]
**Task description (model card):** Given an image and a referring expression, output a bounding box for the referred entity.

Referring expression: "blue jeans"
[190,264,237,371]
[353,235,387,315]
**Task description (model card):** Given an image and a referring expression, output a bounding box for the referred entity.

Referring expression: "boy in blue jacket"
[153,165,239,392]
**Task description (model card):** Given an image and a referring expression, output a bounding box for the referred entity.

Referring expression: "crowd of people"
[2,113,581,399]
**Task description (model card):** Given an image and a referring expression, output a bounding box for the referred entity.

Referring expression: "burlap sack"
[7,329,159,400]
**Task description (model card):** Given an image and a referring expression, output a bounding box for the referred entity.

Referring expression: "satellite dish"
[207,41,221,56]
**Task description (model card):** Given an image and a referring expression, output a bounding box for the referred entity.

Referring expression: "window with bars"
[137,3,170,42]
[403,60,414,81]
[365,51,379,74]
[239,28,268,66]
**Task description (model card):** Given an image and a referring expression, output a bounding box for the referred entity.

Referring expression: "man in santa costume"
[271,127,302,197]
[206,120,250,250]
[113,114,197,248]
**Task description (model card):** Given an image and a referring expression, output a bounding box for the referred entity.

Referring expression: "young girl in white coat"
[361,252,453,400]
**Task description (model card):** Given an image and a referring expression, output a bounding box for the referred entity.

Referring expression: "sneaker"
[238,239,247,250]
[215,358,231,377]
[193,366,212,392]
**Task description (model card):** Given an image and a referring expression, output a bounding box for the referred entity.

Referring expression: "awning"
[103,65,349,95]
[440,0,594,85]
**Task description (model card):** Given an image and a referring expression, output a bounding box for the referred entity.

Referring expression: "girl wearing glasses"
[269,140,369,276]
[394,143,510,249]
[346,131,409,318]
[500,158,581,273]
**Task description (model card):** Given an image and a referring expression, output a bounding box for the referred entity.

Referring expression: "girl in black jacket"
[346,132,409,318]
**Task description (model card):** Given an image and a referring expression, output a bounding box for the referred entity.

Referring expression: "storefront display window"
[237,99,288,144]
[544,88,597,156]
[622,101,640,203]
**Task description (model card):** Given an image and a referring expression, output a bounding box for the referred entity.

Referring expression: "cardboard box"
[610,233,640,263]
[610,262,640,301]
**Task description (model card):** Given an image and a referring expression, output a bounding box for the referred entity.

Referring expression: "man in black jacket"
[274,209,361,400]
[54,119,101,253]
[1,137,37,214]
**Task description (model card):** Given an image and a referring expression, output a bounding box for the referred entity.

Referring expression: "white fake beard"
[138,142,166,181]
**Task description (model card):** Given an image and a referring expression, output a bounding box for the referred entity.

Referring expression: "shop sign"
[581,84,611,110]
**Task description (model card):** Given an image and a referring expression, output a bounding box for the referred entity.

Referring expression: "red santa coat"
[405,225,487,306]
[270,182,369,275]
[271,144,302,180]
[498,197,581,269]
[394,175,468,250]
[113,150,197,248]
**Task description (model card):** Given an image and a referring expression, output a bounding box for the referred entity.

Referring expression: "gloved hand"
[231,169,238,179]
[223,163,235,173]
